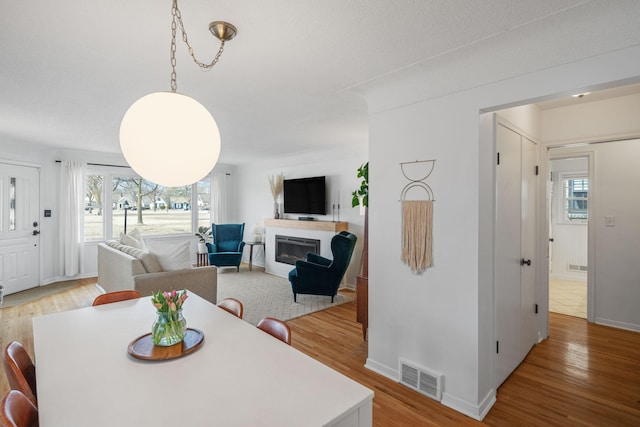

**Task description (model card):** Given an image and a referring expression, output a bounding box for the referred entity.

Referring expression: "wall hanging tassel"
[399,160,436,273]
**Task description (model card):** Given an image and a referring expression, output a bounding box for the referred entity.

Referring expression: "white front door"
[0,163,40,295]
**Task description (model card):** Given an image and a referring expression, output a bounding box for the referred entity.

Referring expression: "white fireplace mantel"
[264,219,348,278]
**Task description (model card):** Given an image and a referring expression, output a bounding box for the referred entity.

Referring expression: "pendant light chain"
[170,0,226,92]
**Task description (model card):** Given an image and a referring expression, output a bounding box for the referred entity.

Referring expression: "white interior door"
[495,124,538,387]
[495,124,523,386]
[520,137,537,351]
[0,163,40,295]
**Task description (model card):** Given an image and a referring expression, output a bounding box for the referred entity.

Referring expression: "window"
[563,175,588,222]
[84,169,212,241]
[196,180,211,231]
[84,174,104,240]
[111,177,194,238]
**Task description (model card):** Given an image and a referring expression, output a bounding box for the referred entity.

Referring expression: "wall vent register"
[399,358,443,402]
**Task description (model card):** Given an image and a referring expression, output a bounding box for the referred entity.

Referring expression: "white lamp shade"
[119,91,221,187]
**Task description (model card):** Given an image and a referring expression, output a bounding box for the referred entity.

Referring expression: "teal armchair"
[206,223,245,271]
[288,231,357,302]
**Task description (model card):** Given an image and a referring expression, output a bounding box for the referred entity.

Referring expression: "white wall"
[587,140,640,331]
[541,92,640,144]
[364,44,640,421]
[234,144,368,288]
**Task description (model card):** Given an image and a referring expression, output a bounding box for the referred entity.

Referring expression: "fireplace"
[275,235,321,265]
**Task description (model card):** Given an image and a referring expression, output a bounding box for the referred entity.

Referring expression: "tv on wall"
[283,176,326,215]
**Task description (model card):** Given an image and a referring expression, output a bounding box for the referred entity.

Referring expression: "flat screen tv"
[283,176,326,215]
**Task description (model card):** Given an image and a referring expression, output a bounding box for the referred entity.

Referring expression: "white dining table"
[32,292,373,427]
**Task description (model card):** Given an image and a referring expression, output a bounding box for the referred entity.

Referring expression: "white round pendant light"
[118,0,236,187]
[120,91,220,187]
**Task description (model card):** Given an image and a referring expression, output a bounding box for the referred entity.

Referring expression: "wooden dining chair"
[256,317,291,345]
[2,342,37,406]
[218,298,244,319]
[0,390,39,427]
[92,290,142,306]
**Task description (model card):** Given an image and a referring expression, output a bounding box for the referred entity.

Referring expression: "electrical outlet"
[605,216,615,227]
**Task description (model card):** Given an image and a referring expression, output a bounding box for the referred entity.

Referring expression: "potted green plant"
[352,162,369,340]
[195,226,212,253]
[351,162,368,209]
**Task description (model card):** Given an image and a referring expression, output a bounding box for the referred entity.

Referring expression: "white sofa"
[97,242,217,304]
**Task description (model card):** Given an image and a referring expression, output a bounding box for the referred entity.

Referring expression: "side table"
[196,252,208,267]
[245,242,265,271]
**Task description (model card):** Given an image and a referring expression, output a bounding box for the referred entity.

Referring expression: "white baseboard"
[363,358,398,382]
[43,272,97,286]
[595,317,640,333]
[441,389,496,421]
[365,356,496,421]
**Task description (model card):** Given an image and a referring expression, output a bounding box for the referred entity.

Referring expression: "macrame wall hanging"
[399,159,435,273]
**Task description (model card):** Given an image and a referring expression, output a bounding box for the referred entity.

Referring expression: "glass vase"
[152,309,187,346]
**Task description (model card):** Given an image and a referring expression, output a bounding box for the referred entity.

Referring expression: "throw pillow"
[120,231,145,250]
[128,229,147,249]
[105,239,162,273]
[117,244,146,259]
[138,252,163,273]
[145,240,193,271]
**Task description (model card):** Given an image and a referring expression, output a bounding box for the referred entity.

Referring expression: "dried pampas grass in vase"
[269,173,284,218]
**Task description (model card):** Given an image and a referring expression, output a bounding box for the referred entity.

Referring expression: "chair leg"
[293,293,297,302]
[331,295,334,303]
[236,266,239,272]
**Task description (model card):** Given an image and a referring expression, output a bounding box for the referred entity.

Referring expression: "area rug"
[216,269,353,325]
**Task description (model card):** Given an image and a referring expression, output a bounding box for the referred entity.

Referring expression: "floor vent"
[568,264,588,272]
[399,359,442,401]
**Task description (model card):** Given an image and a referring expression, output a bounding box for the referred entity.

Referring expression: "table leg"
[249,245,254,271]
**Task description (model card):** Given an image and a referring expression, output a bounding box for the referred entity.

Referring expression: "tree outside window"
[84,174,104,240]
[84,170,211,241]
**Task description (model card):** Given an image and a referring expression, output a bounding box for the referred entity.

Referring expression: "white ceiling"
[1,0,635,164]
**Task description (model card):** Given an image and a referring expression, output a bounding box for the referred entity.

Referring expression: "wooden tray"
[128,328,204,361]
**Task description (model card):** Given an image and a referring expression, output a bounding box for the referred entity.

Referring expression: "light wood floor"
[549,278,587,318]
[1,279,639,425]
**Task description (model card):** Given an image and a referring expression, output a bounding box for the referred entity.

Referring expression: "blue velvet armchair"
[206,223,245,272]
[288,231,357,302]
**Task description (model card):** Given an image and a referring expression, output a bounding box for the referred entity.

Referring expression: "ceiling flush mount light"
[571,92,591,98]
[119,0,237,187]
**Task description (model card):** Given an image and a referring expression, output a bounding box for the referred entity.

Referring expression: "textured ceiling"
[1,0,636,164]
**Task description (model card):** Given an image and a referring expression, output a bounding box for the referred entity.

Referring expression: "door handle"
[32,230,40,236]
[520,258,531,266]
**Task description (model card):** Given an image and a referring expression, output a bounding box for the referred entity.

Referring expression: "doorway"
[0,162,41,296]
[548,156,588,319]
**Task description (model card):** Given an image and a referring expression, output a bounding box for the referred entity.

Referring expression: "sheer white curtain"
[59,161,86,276]
[211,172,229,224]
